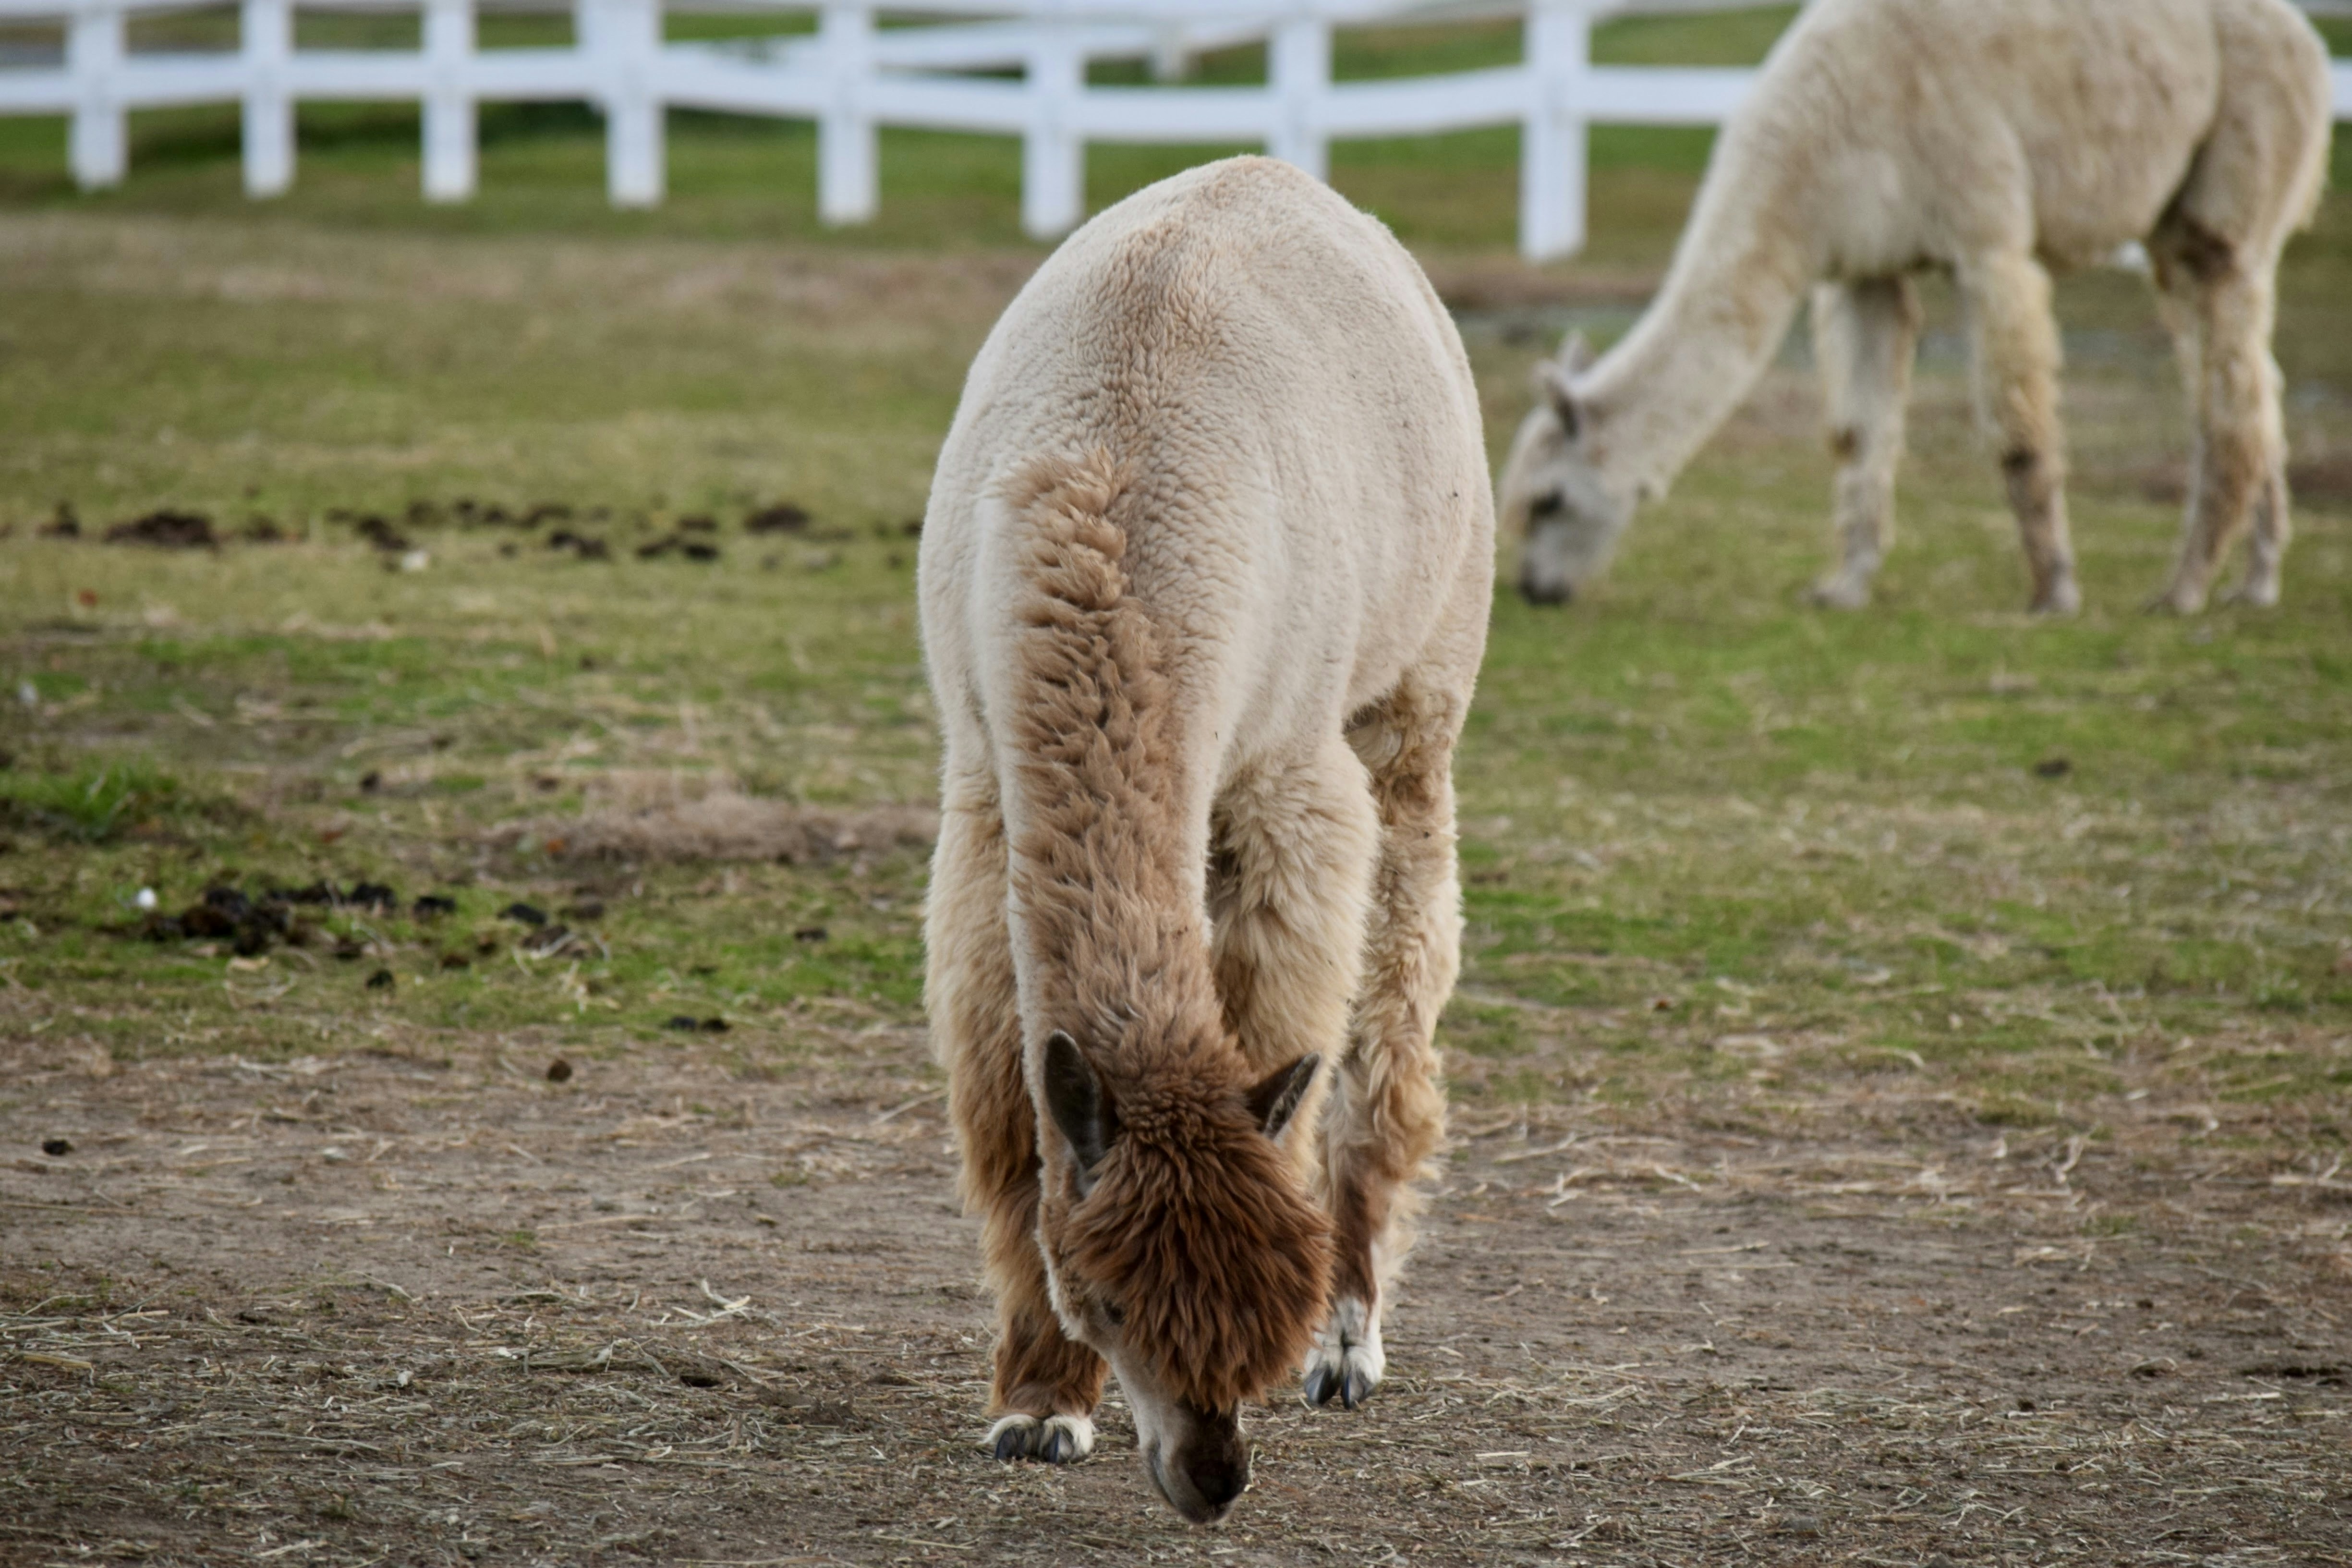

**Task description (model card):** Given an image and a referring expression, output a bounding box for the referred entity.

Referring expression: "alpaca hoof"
[1303,1298,1384,1410]
[1805,575,1872,610]
[2220,577,2280,609]
[2029,579,2081,616]
[986,1413,1094,1464]
[1302,1351,1381,1410]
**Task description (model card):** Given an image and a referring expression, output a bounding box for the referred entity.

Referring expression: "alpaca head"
[1033,1029,1328,1524]
[1499,331,1636,606]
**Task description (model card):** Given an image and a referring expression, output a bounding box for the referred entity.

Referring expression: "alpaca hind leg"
[929,761,1104,1461]
[2149,259,2282,613]
[1962,251,2079,613]
[1309,665,1470,1410]
[1807,277,1921,609]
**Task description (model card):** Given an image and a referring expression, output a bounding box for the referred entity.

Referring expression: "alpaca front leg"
[1205,741,1381,1407]
[1963,252,2080,614]
[983,1264,1106,1463]
[971,1109,1106,1461]
[1807,278,1920,609]
[1309,675,1465,1410]
[929,765,1105,1462]
[2224,458,2289,608]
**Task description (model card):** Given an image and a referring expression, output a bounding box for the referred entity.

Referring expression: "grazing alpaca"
[919,156,1491,1523]
[1500,0,2331,614]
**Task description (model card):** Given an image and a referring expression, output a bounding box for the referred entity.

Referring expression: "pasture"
[3,13,2351,1564]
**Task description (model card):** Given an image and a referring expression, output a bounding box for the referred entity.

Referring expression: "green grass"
[0,756,194,844]
[0,10,2346,1163]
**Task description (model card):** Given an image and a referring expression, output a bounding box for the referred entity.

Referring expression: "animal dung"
[743,502,811,534]
[348,515,413,553]
[664,1015,729,1033]
[499,902,548,927]
[2034,757,2072,778]
[634,533,720,562]
[546,1058,574,1083]
[364,968,396,990]
[40,1138,72,1157]
[413,894,458,918]
[793,925,828,943]
[546,530,611,560]
[105,509,218,549]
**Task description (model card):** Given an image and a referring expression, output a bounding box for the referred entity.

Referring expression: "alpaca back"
[921,156,1492,827]
[1682,0,2326,279]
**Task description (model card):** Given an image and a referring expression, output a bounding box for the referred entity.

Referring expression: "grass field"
[1,10,2350,1565]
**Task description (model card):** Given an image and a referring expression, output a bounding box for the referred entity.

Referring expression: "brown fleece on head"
[1062,1064,1333,1411]
[1003,450,1332,1412]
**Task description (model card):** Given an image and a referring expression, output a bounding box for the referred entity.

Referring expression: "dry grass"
[494,774,938,867]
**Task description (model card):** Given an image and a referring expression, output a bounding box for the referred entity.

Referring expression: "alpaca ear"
[1558,329,1595,375]
[1532,359,1584,440]
[1043,1030,1115,1190]
[1246,1054,1319,1143]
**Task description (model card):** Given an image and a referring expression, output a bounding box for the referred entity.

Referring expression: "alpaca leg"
[1208,735,1380,1101]
[2149,260,2284,613]
[2229,445,2290,609]
[1962,251,2079,614]
[1207,738,1379,1408]
[928,760,1104,1461]
[1807,277,1921,609]
[1306,665,1470,1410]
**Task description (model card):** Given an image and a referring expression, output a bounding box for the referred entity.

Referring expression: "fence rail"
[0,0,2346,259]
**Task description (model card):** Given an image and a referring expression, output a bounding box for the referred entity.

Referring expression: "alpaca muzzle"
[1141,1402,1249,1524]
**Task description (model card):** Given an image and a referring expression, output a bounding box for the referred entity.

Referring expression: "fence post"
[1021,9,1082,239]
[1268,9,1327,181]
[1520,0,1588,261]
[241,0,293,196]
[1148,24,1189,83]
[602,0,664,206]
[422,0,477,202]
[817,0,875,225]
[68,2,126,189]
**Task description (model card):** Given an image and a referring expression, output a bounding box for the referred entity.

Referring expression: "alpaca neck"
[1000,456,1225,1071]
[1581,168,1812,500]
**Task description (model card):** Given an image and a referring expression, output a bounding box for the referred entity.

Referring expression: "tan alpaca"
[1500,0,2332,614]
[918,156,1492,1523]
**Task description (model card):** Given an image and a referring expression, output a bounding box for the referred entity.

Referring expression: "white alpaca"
[1499,0,2332,614]
[919,157,1491,1522]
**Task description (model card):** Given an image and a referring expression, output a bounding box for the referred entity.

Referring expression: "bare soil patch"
[3,1022,2346,1568]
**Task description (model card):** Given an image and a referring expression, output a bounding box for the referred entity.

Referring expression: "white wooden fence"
[0,0,2347,260]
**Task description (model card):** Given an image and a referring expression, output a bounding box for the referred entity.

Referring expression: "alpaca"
[1500,0,2332,614]
[918,156,1491,1523]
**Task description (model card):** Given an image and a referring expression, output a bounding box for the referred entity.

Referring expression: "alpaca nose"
[1178,1445,1249,1518]
[1520,572,1574,606]
[1150,1408,1252,1523]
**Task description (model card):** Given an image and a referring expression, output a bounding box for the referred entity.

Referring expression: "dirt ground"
[3,1009,2346,1568]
